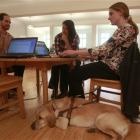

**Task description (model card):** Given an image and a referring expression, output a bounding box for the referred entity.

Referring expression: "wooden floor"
[0,68,140,140]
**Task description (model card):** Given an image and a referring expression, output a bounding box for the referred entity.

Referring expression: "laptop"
[35,41,50,57]
[0,37,38,58]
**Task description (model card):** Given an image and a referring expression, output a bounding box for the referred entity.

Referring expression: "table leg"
[36,69,40,97]
[41,68,48,104]
[0,63,7,75]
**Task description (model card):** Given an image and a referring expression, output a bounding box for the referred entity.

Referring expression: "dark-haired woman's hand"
[62,33,68,44]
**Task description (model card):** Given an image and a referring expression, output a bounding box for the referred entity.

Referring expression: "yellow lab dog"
[31,97,130,140]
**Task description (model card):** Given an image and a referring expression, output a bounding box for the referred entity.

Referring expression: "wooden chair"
[89,78,123,108]
[0,75,25,118]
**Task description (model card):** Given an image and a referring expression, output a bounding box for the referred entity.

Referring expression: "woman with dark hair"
[48,20,79,98]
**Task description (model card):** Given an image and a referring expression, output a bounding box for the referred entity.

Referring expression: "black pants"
[12,65,25,77]
[0,65,25,77]
[68,61,120,97]
[48,64,69,93]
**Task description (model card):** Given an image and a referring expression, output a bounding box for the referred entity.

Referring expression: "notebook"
[0,37,38,58]
[35,41,50,57]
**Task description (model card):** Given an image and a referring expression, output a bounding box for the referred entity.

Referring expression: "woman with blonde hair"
[48,20,79,99]
[62,2,140,123]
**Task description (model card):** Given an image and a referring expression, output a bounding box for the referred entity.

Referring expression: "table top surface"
[0,56,79,62]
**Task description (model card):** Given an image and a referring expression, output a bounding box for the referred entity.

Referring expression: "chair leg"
[0,93,8,106]
[89,79,94,101]
[120,92,124,111]
[16,83,25,118]
[96,86,101,102]
[36,69,40,98]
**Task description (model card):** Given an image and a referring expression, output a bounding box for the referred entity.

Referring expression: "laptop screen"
[7,37,37,54]
[35,41,49,56]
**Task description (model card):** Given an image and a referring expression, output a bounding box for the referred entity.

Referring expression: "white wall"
[9,19,27,37]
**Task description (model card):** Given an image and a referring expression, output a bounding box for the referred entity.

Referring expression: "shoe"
[56,93,67,99]
[51,89,58,99]
[75,94,85,99]
[130,116,140,124]
[56,90,68,99]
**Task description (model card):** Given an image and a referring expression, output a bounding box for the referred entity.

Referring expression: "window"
[76,25,92,49]
[100,33,110,44]
[79,33,87,48]
[27,26,50,48]
[53,26,61,40]
[96,24,116,46]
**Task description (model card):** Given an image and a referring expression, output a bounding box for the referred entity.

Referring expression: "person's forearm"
[76,49,89,56]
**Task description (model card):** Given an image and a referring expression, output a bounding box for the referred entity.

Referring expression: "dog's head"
[31,103,56,130]
[31,97,71,130]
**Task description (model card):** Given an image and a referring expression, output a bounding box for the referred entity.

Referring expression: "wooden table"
[0,57,76,104]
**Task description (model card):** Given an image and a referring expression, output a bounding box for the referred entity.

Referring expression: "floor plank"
[0,68,140,140]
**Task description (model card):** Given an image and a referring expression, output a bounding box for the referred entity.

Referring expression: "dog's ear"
[45,104,56,128]
[35,106,42,121]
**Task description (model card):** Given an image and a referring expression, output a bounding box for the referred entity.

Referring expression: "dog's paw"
[56,117,68,130]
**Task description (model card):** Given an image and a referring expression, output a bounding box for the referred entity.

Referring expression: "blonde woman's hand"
[62,50,77,55]
[62,49,88,56]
